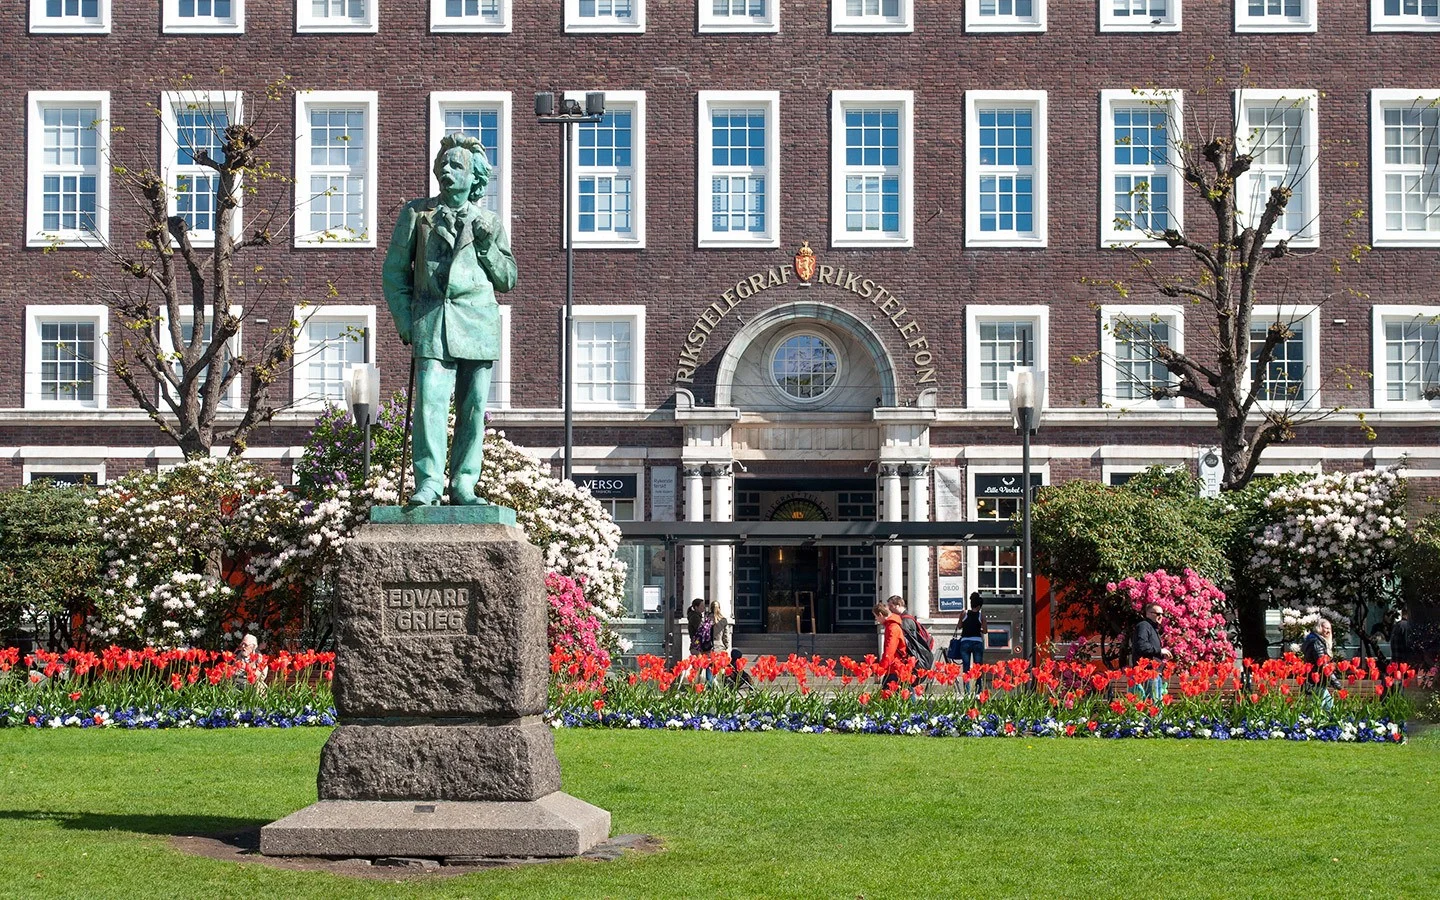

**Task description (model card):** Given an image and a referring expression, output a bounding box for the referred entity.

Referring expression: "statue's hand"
[397,321,412,345]
[472,216,493,250]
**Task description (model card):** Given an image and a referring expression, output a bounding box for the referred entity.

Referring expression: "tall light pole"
[1008,367,1046,664]
[535,90,605,482]
[345,363,380,480]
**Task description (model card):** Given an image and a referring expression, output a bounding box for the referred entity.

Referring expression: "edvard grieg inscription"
[382,584,473,635]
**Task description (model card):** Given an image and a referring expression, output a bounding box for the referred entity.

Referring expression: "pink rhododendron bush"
[545,572,614,676]
[1108,568,1234,666]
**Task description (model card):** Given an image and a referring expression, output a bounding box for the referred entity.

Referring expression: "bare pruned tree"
[1084,80,1371,492]
[58,76,360,458]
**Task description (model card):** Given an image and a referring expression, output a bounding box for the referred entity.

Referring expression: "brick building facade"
[4,2,1439,649]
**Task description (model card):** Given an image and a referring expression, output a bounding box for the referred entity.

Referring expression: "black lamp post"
[1008,367,1045,664]
[535,90,605,482]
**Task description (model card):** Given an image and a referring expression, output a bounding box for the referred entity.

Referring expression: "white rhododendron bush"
[1248,469,1406,638]
[477,431,626,617]
[86,424,625,647]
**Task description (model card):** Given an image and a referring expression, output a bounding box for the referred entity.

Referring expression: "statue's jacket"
[381,198,517,362]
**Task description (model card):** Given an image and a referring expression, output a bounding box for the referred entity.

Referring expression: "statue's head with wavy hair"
[433,133,492,203]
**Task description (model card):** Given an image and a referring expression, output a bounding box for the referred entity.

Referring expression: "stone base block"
[369,505,517,526]
[318,723,561,802]
[259,793,611,859]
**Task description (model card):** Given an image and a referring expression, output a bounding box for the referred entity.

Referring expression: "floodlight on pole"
[535,90,606,482]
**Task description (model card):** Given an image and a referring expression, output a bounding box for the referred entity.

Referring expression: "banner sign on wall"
[578,474,638,499]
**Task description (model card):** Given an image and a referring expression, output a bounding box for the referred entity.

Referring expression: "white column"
[881,464,904,601]
[682,465,706,655]
[907,464,931,618]
[709,462,735,622]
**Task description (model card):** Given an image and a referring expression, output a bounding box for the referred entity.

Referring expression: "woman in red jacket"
[874,600,907,691]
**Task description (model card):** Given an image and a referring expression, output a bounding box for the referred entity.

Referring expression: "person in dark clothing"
[957,593,986,677]
[1130,603,1170,698]
[1390,611,1415,667]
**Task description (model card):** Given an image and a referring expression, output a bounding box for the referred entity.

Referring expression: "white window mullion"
[30,0,111,33]
[1100,89,1181,248]
[163,0,244,34]
[699,91,779,248]
[1101,0,1180,31]
[832,90,913,248]
[1372,0,1440,32]
[569,305,646,410]
[700,0,778,32]
[27,91,109,248]
[569,91,645,249]
[565,0,644,33]
[1235,0,1315,33]
[964,305,1049,409]
[25,304,109,410]
[1236,90,1318,248]
[1372,305,1440,407]
[831,0,913,32]
[1371,90,1440,247]
[1099,305,1184,409]
[294,91,377,248]
[1248,304,1320,409]
[291,305,377,408]
[966,90,1046,248]
[298,0,377,33]
[430,0,510,32]
[965,0,1045,32]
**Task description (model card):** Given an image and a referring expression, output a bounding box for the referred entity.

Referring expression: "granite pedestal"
[261,507,610,860]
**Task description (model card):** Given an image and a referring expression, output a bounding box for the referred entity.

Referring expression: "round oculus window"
[771,333,840,402]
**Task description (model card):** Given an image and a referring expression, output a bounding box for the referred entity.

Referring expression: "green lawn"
[1,728,1436,899]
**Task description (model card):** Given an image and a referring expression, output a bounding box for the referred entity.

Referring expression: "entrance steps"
[733,632,880,661]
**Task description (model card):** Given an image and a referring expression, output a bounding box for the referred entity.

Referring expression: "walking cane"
[398,354,417,507]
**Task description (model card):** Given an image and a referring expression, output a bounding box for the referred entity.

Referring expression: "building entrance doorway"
[734,482,877,634]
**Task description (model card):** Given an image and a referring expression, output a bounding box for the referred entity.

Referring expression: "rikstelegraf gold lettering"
[675,264,937,389]
[383,585,471,635]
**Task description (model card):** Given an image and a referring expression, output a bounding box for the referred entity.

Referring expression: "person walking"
[709,601,731,656]
[874,600,908,692]
[1131,603,1170,699]
[686,598,706,657]
[957,592,987,687]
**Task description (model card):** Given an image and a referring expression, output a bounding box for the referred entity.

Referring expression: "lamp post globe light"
[1007,367,1046,664]
[345,363,381,478]
[535,91,606,482]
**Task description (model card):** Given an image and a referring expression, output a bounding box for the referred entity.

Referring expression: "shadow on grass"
[0,809,266,842]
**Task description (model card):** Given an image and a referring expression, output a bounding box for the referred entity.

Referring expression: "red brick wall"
[0,2,1435,455]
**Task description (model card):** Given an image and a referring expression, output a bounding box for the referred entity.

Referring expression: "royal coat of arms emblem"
[793,241,816,287]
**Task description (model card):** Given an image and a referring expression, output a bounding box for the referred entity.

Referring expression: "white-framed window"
[24,305,108,410]
[831,90,913,248]
[26,91,109,248]
[966,0,1045,32]
[429,92,512,232]
[294,91,377,248]
[966,90,1047,248]
[1371,90,1440,247]
[565,0,644,32]
[1236,90,1319,248]
[490,305,513,409]
[570,305,646,410]
[768,329,842,406]
[967,465,1048,599]
[163,0,244,33]
[1099,305,1184,408]
[1235,0,1314,32]
[1372,305,1440,408]
[698,91,779,249]
[298,0,376,32]
[1099,89,1182,247]
[292,305,376,408]
[965,305,1049,409]
[569,91,646,249]
[831,0,912,32]
[160,91,242,249]
[158,305,243,409]
[1372,0,1440,31]
[23,462,106,486]
[1248,304,1320,409]
[700,0,778,32]
[30,0,110,33]
[1101,0,1180,31]
[431,0,509,32]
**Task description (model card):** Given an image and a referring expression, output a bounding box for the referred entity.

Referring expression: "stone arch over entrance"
[714,302,899,410]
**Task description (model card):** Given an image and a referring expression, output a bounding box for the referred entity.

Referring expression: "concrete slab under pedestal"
[259,792,610,860]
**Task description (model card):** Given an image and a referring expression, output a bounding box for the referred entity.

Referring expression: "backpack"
[696,615,714,652]
[899,614,935,669]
